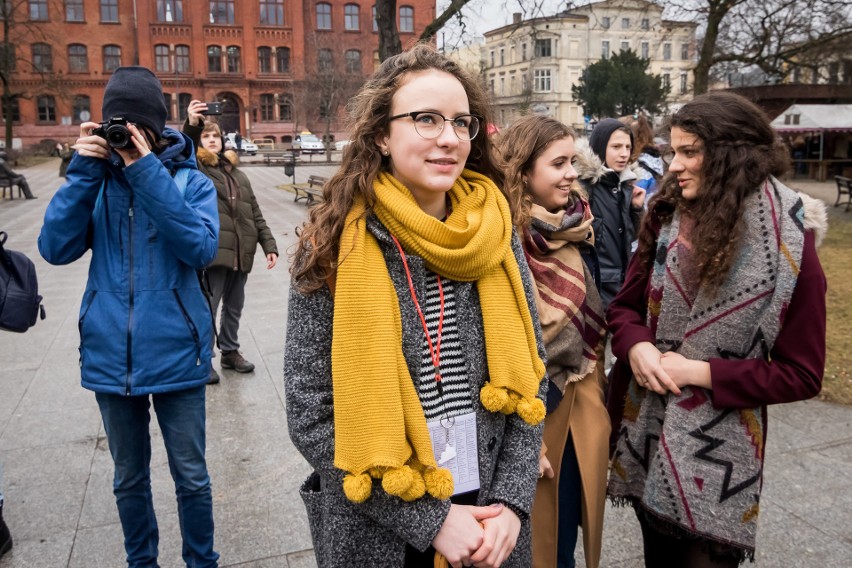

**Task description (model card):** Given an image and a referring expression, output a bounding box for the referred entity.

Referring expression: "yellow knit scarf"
[332,169,546,503]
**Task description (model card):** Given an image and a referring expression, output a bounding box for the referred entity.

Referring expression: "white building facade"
[482,0,696,131]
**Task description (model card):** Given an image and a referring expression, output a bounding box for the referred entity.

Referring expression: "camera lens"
[105,124,132,149]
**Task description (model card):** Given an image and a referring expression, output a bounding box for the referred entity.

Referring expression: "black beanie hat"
[102,67,167,137]
[589,118,634,165]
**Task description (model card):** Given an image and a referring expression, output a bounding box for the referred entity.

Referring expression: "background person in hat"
[38,66,220,568]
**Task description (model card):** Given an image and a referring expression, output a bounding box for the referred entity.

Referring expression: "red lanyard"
[391,235,445,388]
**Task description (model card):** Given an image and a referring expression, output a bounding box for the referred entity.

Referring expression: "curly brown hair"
[620,113,655,161]
[496,115,577,229]
[290,42,502,292]
[635,91,790,291]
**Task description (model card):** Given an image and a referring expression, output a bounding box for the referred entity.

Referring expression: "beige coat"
[531,358,610,568]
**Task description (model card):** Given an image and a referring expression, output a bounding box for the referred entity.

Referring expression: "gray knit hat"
[102,67,167,137]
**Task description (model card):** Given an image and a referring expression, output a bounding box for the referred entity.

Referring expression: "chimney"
[513,13,522,24]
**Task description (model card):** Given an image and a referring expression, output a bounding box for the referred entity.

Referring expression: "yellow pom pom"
[382,465,416,497]
[424,467,454,500]
[343,473,372,503]
[501,391,520,415]
[516,396,546,425]
[368,467,384,479]
[400,470,426,502]
[480,383,509,412]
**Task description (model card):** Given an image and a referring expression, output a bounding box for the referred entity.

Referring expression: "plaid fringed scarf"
[523,198,606,395]
[608,179,806,558]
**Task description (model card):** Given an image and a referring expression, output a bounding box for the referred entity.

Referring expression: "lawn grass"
[817,215,852,405]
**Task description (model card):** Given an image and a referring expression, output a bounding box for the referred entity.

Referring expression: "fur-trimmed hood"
[196,146,239,168]
[573,137,639,185]
[799,191,828,248]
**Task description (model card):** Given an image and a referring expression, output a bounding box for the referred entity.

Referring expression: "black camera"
[201,102,222,116]
[93,117,133,149]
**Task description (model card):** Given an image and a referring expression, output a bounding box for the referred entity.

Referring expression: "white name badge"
[427,412,480,495]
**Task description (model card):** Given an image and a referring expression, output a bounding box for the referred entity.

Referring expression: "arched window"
[175,45,190,73]
[155,44,171,72]
[73,95,90,123]
[399,5,413,33]
[344,4,359,30]
[37,95,56,122]
[32,43,52,72]
[226,46,241,73]
[260,94,275,121]
[103,45,121,73]
[207,46,222,72]
[316,2,331,29]
[68,44,88,73]
[259,0,283,25]
[278,95,292,121]
[318,49,333,72]
[345,49,361,74]
[276,47,290,72]
[178,93,192,121]
[258,47,272,73]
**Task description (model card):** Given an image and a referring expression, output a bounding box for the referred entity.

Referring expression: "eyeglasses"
[388,111,482,141]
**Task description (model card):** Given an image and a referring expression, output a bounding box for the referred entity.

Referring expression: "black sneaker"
[0,505,12,558]
[207,368,220,385]
[221,350,255,373]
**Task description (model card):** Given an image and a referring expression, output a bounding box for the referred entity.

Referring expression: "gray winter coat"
[284,215,548,567]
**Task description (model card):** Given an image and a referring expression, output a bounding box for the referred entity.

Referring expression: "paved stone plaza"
[0,158,850,567]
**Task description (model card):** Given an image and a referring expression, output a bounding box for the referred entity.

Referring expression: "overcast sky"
[437,0,567,48]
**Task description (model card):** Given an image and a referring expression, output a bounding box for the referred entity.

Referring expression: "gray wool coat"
[284,215,548,567]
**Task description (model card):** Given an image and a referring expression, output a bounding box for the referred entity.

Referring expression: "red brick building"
[1,0,435,150]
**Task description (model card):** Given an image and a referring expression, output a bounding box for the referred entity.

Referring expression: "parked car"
[294,134,326,155]
[224,133,258,155]
[334,139,351,151]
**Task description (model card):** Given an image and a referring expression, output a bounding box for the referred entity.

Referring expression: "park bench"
[293,175,328,206]
[262,150,296,166]
[835,175,852,211]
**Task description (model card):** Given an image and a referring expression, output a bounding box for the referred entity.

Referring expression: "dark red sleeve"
[709,230,826,408]
[606,250,656,360]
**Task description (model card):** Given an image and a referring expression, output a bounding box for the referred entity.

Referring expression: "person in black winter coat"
[574,119,645,310]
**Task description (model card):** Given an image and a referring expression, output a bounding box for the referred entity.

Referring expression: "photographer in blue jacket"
[38,67,220,568]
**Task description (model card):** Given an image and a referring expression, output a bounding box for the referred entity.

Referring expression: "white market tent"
[771,104,852,180]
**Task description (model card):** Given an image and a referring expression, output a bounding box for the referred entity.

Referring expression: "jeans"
[96,387,219,568]
[557,433,581,568]
[207,267,248,353]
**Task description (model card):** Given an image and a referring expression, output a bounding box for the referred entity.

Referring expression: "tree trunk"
[693,1,732,94]
[376,0,402,61]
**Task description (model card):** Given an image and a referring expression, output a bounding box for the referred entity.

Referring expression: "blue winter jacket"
[38,128,219,395]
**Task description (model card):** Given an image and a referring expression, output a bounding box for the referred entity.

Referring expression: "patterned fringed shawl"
[608,179,806,557]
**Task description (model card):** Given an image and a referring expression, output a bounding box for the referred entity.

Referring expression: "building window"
[278,95,292,120]
[522,73,528,92]
[1,98,19,123]
[100,0,118,22]
[207,45,222,72]
[499,48,504,65]
[226,46,241,73]
[178,93,191,121]
[259,0,283,26]
[399,5,413,33]
[490,50,494,67]
[175,45,190,73]
[489,79,494,94]
[534,38,551,57]
[260,94,274,121]
[499,77,504,95]
[621,17,629,29]
[29,0,48,20]
[345,49,361,73]
[0,46,15,71]
[258,46,272,73]
[601,16,609,29]
[155,44,171,72]
[276,47,290,72]
[641,18,649,30]
[621,41,629,52]
[372,5,377,31]
[68,44,88,73]
[663,43,671,61]
[163,93,173,121]
[32,43,52,72]
[522,43,527,61]
[103,45,121,72]
[66,0,84,22]
[533,69,551,92]
[318,48,333,71]
[157,0,183,22]
[72,95,90,123]
[601,41,610,59]
[680,72,688,94]
[681,43,689,60]
[662,73,670,90]
[209,0,234,24]
[344,3,359,30]
[641,42,649,59]
[316,2,331,29]
[37,95,56,122]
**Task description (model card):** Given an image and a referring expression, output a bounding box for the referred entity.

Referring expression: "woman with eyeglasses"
[284,43,547,568]
[606,91,827,567]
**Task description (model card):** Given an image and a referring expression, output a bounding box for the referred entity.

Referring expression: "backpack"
[0,231,46,332]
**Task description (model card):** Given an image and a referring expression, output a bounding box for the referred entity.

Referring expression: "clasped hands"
[627,341,712,395]
[433,503,520,568]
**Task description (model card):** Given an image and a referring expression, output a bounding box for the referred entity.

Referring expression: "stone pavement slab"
[0,160,850,567]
